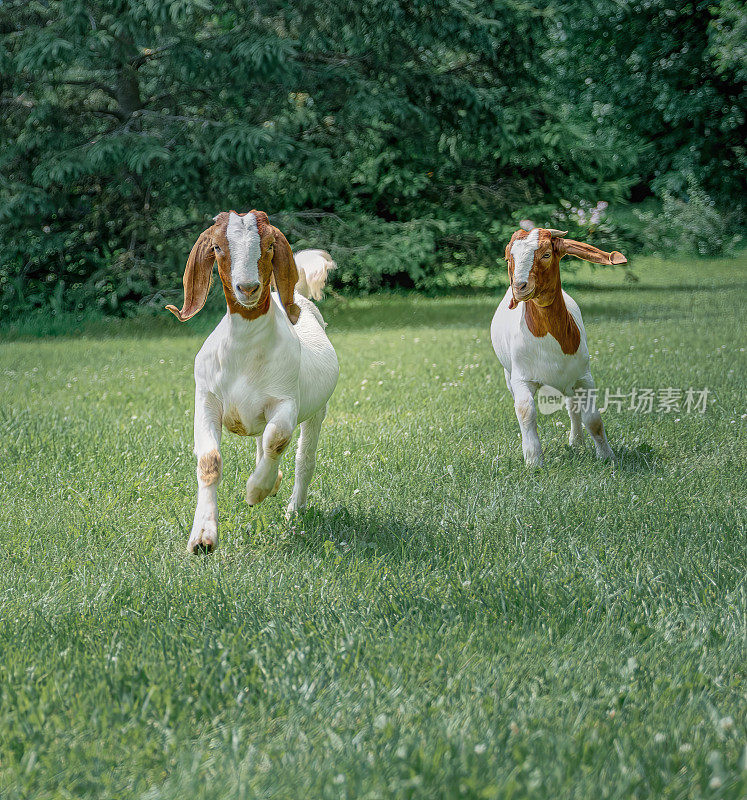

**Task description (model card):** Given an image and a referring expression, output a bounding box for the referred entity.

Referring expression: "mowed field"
[0,253,745,799]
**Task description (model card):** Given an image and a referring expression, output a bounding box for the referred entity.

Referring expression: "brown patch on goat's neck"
[524,286,580,355]
[221,280,272,320]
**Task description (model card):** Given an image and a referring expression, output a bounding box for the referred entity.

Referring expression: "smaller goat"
[167,210,339,553]
[491,228,627,466]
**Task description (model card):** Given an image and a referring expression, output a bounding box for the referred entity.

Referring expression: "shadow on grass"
[613,444,661,472]
[275,505,442,562]
[554,442,660,472]
[526,440,660,474]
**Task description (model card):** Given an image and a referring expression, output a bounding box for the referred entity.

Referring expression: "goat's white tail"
[293,249,336,300]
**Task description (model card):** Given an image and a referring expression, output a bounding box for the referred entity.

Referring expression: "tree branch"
[130,42,179,70]
[133,109,223,127]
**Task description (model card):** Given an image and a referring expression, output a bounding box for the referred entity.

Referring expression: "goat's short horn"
[547,229,568,238]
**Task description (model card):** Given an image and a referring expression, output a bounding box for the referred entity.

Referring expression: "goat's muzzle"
[235,281,261,305]
[510,281,535,308]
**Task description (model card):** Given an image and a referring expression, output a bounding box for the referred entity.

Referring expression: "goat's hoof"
[247,470,282,505]
[284,501,305,521]
[187,526,217,555]
[246,482,270,506]
[269,470,283,497]
[569,434,584,449]
[523,448,543,468]
[597,448,616,462]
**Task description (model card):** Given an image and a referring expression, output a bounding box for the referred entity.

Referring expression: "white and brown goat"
[167,210,339,553]
[491,228,627,466]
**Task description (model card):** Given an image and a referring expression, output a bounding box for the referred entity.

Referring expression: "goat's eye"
[542,252,551,259]
[213,244,223,254]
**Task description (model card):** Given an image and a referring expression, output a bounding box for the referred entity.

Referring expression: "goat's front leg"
[574,373,615,461]
[246,402,296,506]
[188,390,223,554]
[286,404,327,518]
[512,379,542,466]
[254,436,283,497]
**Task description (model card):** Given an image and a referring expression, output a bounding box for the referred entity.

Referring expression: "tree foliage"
[552,0,746,202]
[0,0,743,315]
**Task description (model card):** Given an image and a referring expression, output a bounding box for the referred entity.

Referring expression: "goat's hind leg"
[575,373,615,461]
[286,405,326,518]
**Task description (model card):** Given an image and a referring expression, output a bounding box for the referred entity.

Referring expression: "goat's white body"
[195,292,337,431]
[491,287,589,396]
[188,260,338,552]
[490,287,613,466]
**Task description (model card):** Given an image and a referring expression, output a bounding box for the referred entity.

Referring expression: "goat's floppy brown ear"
[559,238,627,266]
[270,226,300,324]
[166,228,215,321]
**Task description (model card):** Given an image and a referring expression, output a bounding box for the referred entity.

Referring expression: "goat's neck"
[226,291,278,344]
[524,285,581,355]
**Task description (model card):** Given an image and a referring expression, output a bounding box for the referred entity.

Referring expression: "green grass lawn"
[1,252,745,799]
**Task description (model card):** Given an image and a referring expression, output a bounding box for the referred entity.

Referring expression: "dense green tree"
[552,0,746,203]
[1,1,742,315]
[1,0,635,313]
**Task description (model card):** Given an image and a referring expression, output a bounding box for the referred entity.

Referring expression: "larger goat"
[167,210,339,553]
[491,228,627,466]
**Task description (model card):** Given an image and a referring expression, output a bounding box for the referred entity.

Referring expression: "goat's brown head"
[505,228,627,309]
[166,210,300,324]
